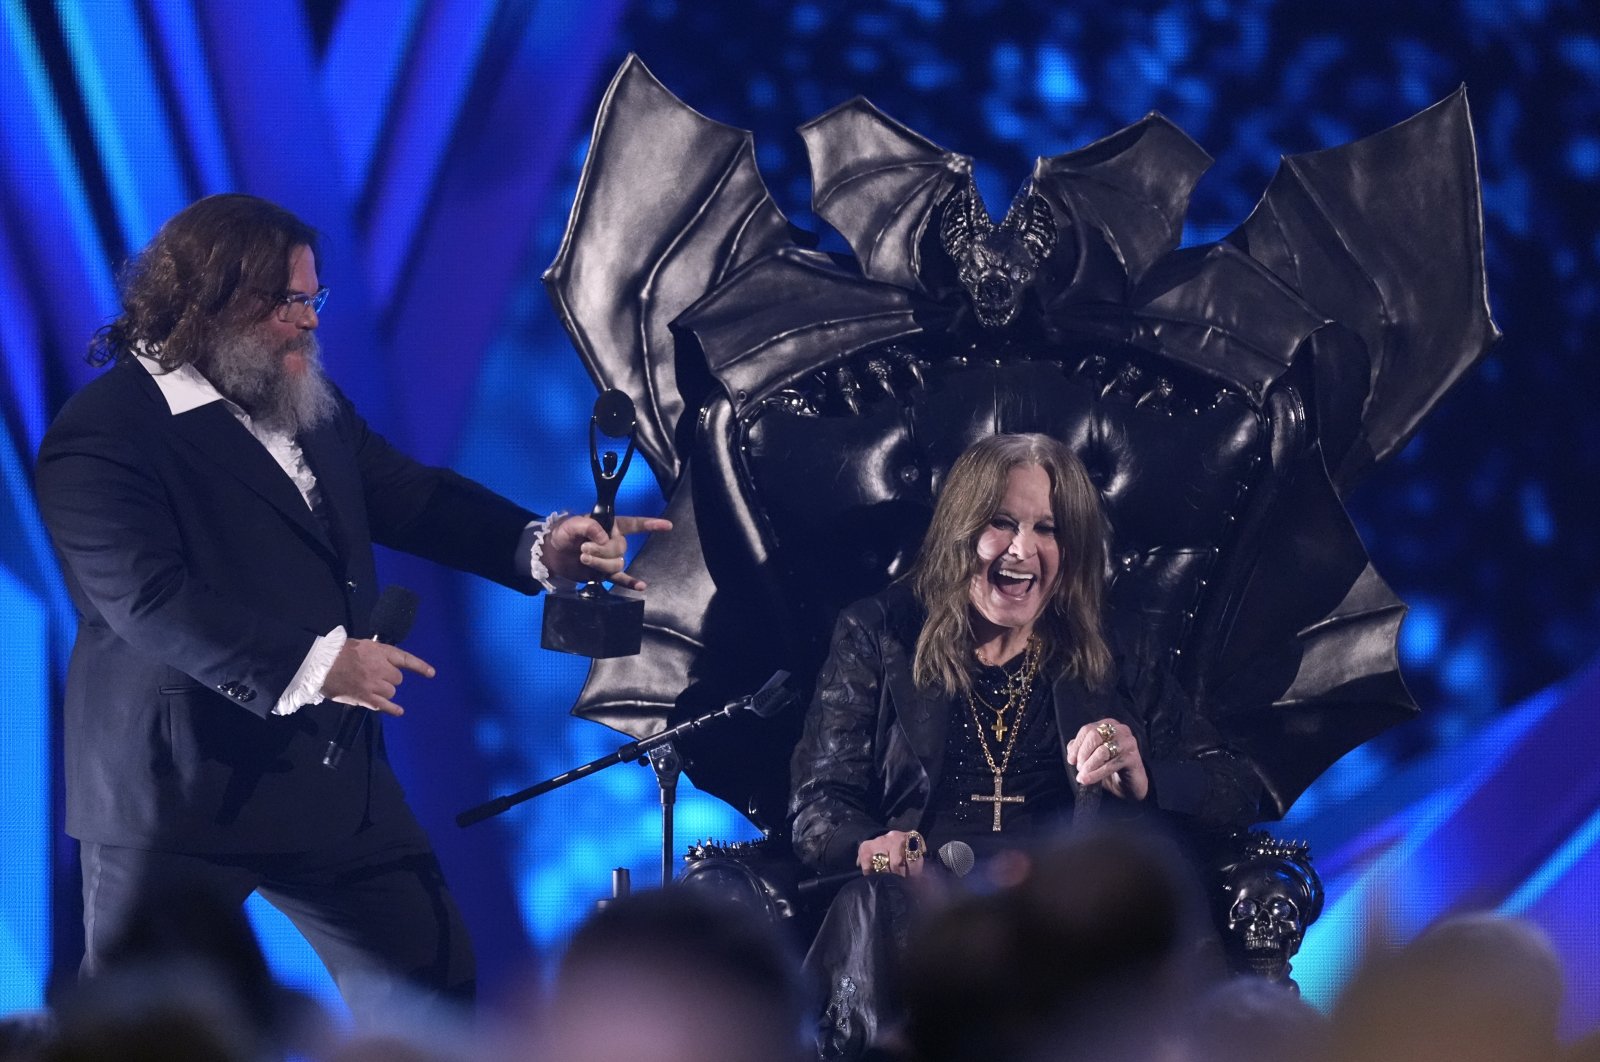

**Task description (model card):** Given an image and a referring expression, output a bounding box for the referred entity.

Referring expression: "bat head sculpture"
[939,180,1059,328]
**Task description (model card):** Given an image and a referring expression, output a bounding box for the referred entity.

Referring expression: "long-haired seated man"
[790,432,1263,1058]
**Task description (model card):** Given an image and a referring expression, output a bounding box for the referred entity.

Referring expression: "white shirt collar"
[137,353,244,418]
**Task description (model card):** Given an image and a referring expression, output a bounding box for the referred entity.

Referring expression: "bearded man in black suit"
[35,194,668,1014]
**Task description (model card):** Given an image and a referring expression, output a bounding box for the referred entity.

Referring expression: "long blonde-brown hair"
[909,433,1111,697]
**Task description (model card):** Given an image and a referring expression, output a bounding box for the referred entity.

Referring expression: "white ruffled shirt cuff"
[273,626,349,716]
[272,510,566,717]
[521,511,577,593]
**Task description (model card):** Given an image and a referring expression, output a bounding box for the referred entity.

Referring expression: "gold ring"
[1096,722,1116,742]
[1104,739,1120,760]
[904,830,926,862]
[870,852,891,874]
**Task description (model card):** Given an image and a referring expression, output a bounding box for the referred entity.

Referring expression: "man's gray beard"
[203,328,337,436]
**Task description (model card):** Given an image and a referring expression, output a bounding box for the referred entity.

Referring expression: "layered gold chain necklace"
[968,638,1042,743]
[965,638,1042,832]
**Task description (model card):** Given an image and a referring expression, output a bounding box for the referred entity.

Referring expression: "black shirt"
[918,653,1075,858]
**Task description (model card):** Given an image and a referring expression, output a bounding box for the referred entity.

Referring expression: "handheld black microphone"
[322,586,419,769]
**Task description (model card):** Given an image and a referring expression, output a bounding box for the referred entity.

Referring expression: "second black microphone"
[323,586,419,769]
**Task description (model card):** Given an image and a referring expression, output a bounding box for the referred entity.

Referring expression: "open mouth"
[989,565,1037,600]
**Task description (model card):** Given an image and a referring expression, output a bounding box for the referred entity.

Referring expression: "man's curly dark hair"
[88,193,318,369]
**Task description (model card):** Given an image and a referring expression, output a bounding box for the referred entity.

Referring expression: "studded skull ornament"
[939,179,1058,328]
[1220,837,1324,985]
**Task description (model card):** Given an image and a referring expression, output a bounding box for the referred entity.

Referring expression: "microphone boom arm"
[456,671,790,828]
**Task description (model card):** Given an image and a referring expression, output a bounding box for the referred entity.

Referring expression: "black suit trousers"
[79,802,474,1021]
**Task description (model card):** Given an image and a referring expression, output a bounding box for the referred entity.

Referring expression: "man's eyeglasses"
[275,287,329,321]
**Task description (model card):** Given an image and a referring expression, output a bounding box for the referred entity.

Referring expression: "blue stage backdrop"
[2,0,1596,1032]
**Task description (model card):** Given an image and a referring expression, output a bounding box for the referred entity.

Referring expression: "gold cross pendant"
[990,712,1009,742]
[971,775,1025,831]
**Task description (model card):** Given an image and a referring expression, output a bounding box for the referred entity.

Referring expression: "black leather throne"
[542,57,1498,981]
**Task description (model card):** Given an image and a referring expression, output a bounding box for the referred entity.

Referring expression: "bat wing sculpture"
[544,54,795,492]
[1229,87,1500,490]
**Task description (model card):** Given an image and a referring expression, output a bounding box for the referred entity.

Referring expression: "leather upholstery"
[647,337,1280,830]
[552,59,1494,837]
[742,351,1265,685]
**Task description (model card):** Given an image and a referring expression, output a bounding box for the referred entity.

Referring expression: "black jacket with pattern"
[790,582,1262,873]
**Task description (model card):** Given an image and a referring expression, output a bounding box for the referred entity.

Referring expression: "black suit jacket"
[789,583,1262,873]
[36,358,539,853]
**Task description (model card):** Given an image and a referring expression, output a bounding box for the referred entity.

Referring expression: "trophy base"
[541,587,644,658]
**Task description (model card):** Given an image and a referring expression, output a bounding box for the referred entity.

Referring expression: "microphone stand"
[647,743,682,887]
[456,696,755,836]
[458,671,790,893]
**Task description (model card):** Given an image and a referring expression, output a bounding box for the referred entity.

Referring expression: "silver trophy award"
[540,390,646,658]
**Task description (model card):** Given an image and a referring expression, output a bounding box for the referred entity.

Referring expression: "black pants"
[78,808,474,1021]
[804,874,916,1061]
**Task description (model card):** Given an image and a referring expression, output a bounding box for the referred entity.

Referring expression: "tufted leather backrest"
[576,332,1309,830]
[732,343,1272,696]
